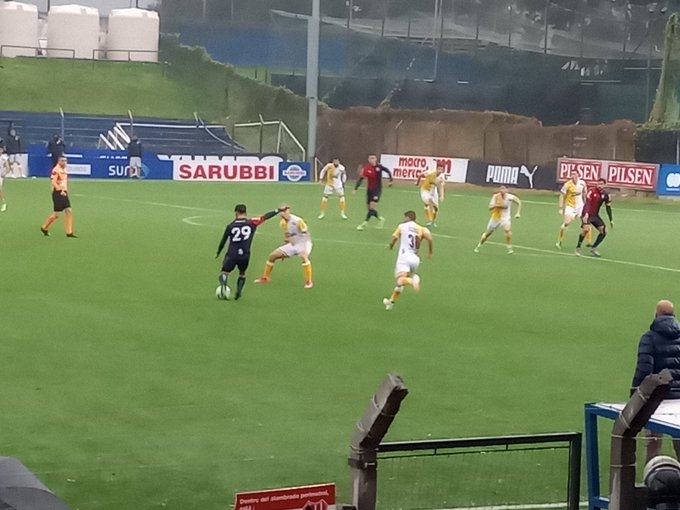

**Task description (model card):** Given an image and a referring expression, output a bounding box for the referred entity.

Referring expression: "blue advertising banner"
[657,164,680,196]
[28,145,173,180]
[278,161,311,182]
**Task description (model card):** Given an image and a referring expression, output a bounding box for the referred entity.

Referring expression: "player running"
[383,211,433,311]
[0,146,9,212]
[415,164,445,227]
[556,170,587,248]
[575,178,613,257]
[354,154,393,230]
[254,205,314,289]
[215,204,281,300]
[474,186,522,254]
[318,158,348,220]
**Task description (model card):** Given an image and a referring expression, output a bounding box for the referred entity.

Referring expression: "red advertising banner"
[606,161,658,191]
[557,158,603,184]
[234,484,336,510]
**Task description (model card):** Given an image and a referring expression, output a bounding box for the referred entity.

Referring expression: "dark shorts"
[52,191,71,212]
[367,189,381,204]
[582,214,605,230]
[222,255,250,274]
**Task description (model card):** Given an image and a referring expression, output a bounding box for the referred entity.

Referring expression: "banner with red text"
[172,155,285,181]
[557,157,658,190]
[234,484,335,510]
[379,154,468,183]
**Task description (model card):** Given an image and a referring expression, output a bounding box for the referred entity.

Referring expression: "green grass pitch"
[1,178,679,509]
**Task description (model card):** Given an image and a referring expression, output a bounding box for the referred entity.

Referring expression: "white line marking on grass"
[434,232,680,274]
[73,193,224,213]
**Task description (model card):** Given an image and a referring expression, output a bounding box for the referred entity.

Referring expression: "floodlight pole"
[306,0,320,164]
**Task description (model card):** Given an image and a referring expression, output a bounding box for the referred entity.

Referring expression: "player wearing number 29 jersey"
[382,211,433,311]
[216,204,280,300]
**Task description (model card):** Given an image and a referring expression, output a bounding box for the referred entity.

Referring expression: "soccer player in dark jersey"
[575,178,614,257]
[215,204,280,300]
[353,154,393,230]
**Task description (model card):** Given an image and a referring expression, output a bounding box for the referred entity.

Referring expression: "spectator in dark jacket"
[6,127,22,177]
[631,299,680,463]
[47,134,65,168]
[127,136,143,179]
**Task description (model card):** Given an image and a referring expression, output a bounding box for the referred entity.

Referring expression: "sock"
[65,213,73,235]
[577,234,585,248]
[586,228,593,244]
[506,234,512,247]
[365,211,372,221]
[236,276,246,296]
[219,273,228,285]
[302,261,312,282]
[424,206,431,221]
[263,261,274,278]
[558,226,566,242]
[432,205,438,221]
[592,232,606,248]
[390,285,404,302]
[320,197,328,212]
[339,197,346,213]
[397,276,412,287]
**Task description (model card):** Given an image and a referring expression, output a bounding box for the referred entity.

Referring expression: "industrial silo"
[0,2,39,57]
[107,8,159,62]
[47,5,100,59]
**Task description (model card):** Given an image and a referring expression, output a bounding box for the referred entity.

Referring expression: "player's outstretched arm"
[513,197,522,218]
[605,203,613,228]
[557,192,564,214]
[354,177,364,192]
[216,228,230,258]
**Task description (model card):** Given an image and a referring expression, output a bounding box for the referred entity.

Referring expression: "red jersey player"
[576,178,614,257]
[353,154,393,230]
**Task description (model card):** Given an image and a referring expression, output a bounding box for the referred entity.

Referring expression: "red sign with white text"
[557,158,603,184]
[234,484,335,510]
[172,155,284,181]
[606,161,658,190]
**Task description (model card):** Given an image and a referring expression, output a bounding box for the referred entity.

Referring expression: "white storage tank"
[0,2,39,57]
[107,8,159,62]
[47,4,100,59]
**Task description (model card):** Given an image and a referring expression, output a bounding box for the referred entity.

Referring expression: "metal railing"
[0,44,75,58]
[377,432,582,510]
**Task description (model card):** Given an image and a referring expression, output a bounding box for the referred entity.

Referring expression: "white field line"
[79,194,680,274]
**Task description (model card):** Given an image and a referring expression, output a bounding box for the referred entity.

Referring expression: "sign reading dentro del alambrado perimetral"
[466,160,557,190]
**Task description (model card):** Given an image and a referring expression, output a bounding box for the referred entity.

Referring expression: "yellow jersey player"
[383,211,433,311]
[254,205,314,289]
[415,164,445,227]
[556,170,587,248]
[474,186,521,254]
[318,158,348,220]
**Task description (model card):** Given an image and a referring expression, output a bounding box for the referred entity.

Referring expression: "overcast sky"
[16,0,157,14]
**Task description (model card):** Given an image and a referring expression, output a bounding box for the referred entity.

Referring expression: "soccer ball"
[215,285,232,300]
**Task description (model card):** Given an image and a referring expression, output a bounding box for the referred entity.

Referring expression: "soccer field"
[1,178,679,509]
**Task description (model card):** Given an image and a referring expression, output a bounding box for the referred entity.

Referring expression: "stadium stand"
[0,111,244,155]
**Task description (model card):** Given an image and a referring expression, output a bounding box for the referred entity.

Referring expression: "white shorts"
[323,183,344,196]
[564,205,583,219]
[279,240,313,258]
[486,218,511,231]
[129,156,142,168]
[395,252,420,276]
[420,189,439,206]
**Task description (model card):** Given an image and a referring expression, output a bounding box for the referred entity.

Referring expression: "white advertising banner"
[170,155,285,182]
[380,154,468,183]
